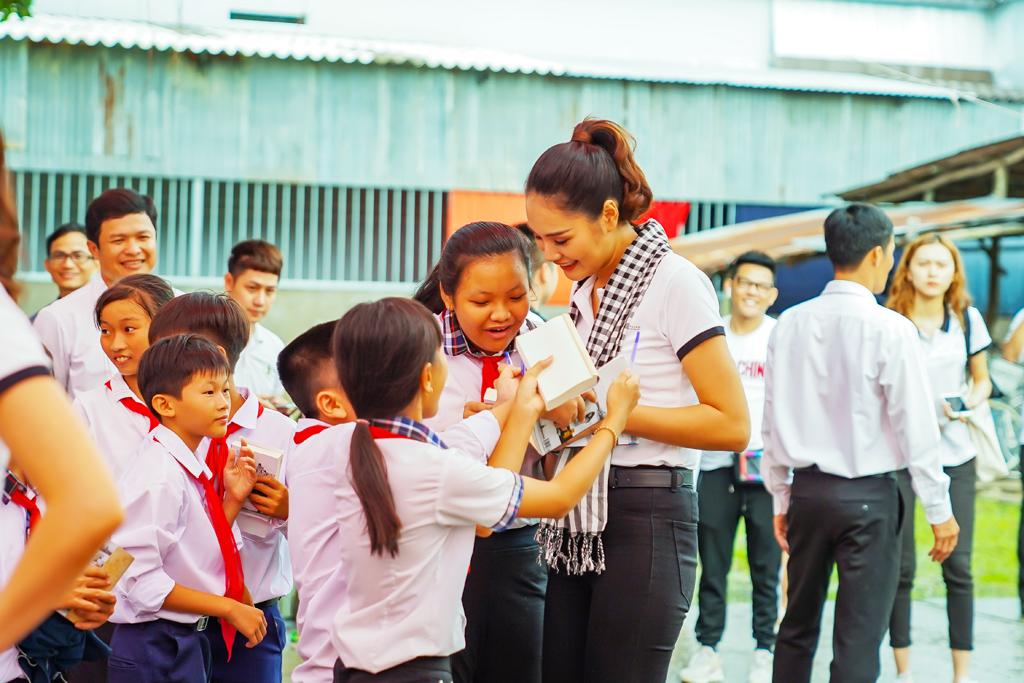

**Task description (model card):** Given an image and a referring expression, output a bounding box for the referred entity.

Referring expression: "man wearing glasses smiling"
[682,251,781,683]
[39,223,98,304]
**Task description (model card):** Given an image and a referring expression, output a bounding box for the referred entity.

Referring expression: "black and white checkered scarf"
[536,219,672,574]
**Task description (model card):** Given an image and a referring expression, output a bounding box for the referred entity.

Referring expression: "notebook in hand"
[60,541,135,624]
[515,313,599,411]
[234,440,284,539]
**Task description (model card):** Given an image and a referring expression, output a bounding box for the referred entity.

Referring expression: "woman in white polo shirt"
[886,234,992,683]
[524,118,750,683]
[328,297,639,683]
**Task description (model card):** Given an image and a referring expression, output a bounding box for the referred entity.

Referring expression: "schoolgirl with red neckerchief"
[326,298,639,683]
[73,274,175,483]
[413,222,590,683]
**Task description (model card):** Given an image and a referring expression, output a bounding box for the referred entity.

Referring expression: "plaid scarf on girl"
[536,219,671,575]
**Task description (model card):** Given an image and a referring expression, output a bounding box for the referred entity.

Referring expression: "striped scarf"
[536,219,671,574]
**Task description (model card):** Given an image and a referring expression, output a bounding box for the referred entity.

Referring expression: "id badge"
[736,449,764,483]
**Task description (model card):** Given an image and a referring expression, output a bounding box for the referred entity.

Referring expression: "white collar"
[150,425,211,479]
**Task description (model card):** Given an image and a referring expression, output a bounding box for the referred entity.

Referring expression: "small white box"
[515,314,599,411]
[231,439,284,539]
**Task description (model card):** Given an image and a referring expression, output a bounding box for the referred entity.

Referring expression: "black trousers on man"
[695,467,781,651]
[773,467,902,683]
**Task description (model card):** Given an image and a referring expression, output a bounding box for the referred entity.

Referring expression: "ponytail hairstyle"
[95,273,175,328]
[0,125,21,298]
[525,117,653,225]
[413,221,532,315]
[332,297,444,557]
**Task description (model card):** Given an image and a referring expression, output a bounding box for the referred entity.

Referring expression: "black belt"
[609,466,694,489]
[801,464,896,481]
[255,597,280,611]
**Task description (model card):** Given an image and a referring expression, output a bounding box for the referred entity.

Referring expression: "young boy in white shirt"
[762,203,959,683]
[147,292,296,683]
[682,251,780,683]
[224,240,287,407]
[110,334,267,683]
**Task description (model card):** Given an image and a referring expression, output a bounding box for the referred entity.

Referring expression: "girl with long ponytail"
[525,118,750,683]
[326,297,640,683]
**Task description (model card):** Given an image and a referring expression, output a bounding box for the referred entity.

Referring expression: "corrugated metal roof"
[671,199,1024,273]
[0,12,963,99]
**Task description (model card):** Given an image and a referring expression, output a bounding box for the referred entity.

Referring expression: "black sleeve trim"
[968,343,991,358]
[676,326,726,361]
[0,366,51,397]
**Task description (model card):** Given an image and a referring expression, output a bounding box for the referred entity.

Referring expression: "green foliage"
[0,1,31,22]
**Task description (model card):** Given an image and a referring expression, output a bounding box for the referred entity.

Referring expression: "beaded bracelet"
[593,425,619,445]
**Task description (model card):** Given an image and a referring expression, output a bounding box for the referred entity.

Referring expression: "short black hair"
[85,188,158,245]
[278,320,339,419]
[731,251,776,278]
[823,204,893,270]
[45,223,87,254]
[228,239,283,278]
[148,292,250,372]
[137,334,231,421]
[95,274,175,328]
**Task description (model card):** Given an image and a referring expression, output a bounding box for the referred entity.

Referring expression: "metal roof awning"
[836,135,1024,204]
[671,199,1024,274]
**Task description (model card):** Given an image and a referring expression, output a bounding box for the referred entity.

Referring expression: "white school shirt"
[761,280,952,525]
[915,307,991,468]
[32,277,117,399]
[112,425,244,625]
[0,287,52,472]
[234,323,287,398]
[72,374,155,482]
[197,387,297,604]
[287,416,498,683]
[330,430,522,674]
[701,315,776,471]
[571,252,725,470]
[0,490,30,681]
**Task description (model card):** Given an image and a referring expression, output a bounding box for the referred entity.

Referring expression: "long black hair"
[332,297,443,557]
[413,221,532,314]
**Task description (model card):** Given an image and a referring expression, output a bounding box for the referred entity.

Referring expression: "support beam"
[871,145,1024,204]
[981,237,1004,328]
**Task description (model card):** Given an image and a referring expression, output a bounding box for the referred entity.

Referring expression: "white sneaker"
[896,672,914,683]
[680,645,724,683]
[748,649,773,683]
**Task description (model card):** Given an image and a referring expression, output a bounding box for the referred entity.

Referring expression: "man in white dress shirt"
[762,204,959,683]
[225,239,288,407]
[33,189,160,398]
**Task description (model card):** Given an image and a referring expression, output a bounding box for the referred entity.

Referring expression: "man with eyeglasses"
[32,224,98,319]
[33,189,161,399]
[681,251,781,683]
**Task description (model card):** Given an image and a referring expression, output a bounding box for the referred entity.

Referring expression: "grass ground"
[725,481,1022,603]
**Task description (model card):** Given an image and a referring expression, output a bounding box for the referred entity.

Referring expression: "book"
[234,439,284,539]
[59,541,135,624]
[530,356,637,455]
[515,314,599,411]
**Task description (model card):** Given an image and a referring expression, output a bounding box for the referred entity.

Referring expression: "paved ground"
[282,597,1024,682]
[669,598,1024,683]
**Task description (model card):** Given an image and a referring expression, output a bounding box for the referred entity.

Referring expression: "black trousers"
[334,656,452,683]
[889,459,976,651]
[542,485,698,683]
[452,526,547,683]
[695,467,781,651]
[1019,446,1024,615]
[66,621,116,683]
[774,468,902,683]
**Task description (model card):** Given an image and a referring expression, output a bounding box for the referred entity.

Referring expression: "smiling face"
[440,253,531,355]
[99,297,154,378]
[729,263,777,321]
[225,269,279,325]
[45,231,98,296]
[525,193,622,282]
[89,212,158,285]
[907,242,956,300]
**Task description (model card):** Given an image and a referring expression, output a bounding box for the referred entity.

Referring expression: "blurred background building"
[2,0,1024,337]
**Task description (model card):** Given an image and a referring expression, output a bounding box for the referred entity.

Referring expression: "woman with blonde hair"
[886,233,991,683]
